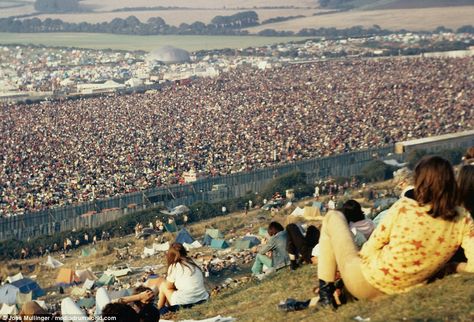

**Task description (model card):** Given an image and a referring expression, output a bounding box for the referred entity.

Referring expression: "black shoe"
[278,298,310,312]
[316,279,337,310]
[290,260,298,271]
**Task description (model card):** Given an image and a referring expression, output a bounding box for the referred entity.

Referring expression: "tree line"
[0,11,261,35]
[1,10,473,37]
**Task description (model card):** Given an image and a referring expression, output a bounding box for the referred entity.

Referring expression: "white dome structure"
[147,46,191,65]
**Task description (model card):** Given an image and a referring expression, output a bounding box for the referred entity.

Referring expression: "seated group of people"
[251,151,474,311]
[16,150,474,320]
[251,198,375,276]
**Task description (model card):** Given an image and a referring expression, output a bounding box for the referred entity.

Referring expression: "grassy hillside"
[319,0,474,10]
[246,6,474,32]
[174,264,474,321]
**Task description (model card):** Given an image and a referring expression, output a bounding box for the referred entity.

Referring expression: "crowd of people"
[2,150,473,321]
[1,57,473,216]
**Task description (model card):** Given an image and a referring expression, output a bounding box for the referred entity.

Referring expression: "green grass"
[174,264,474,321]
[0,32,308,52]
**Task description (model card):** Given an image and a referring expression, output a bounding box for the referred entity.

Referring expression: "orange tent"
[56,268,78,286]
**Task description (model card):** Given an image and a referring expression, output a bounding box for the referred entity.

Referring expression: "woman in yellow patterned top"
[316,156,474,309]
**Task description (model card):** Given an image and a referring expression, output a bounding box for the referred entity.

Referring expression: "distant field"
[0,33,308,51]
[0,0,35,18]
[80,0,318,11]
[247,6,474,32]
[30,9,329,26]
[371,0,474,10]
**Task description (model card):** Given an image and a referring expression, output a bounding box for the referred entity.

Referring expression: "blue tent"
[0,284,19,305]
[210,239,229,249]
[10,278,45,299]
[175,229,194,244]
[202,234,213,246]
[312,201,323,211]
[242,236,261,247]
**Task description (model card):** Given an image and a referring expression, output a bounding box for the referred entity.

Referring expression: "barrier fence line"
[0,146,395,241]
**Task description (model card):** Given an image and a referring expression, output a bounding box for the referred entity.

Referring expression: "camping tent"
[75,269,97,283]
[6,272,23,283]
[210,239,229,249]
[234,236,260,250]
[0,303,18,316]
[0,284,19,305]
[56,268,77,287]
[183,240,202,251]
[10,278,45,299]
[161,205,190,216]
[70,287,87,298]
[258,227,268,237]
[81,248,97,257]
[45,256,64,269]
[202,234,213,246]
[164,222,177,233]
[312,201,323,211]
[83,279,95,290]
[77,298,95,309]
[205,229,223,239]
[290,207,304,217]
[96,274,115,287]
[16,291,32,307]
[175,228,194,244]
[143,246,156,257]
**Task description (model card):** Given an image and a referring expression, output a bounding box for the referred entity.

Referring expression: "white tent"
[83,279,95,290]
[6,272,23,283]
[143,241,170,257]
[153,242,170,252]
[183,240,202,251]
[75,269,97,282]
[143,247,156,257]
[290,207,304,217]
[45,256,64,268]
[0,303,18,317]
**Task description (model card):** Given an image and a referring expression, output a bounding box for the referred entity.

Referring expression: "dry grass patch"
[246,6,474,32]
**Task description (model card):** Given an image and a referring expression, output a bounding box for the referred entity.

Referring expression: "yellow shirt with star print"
[360,197,474,294]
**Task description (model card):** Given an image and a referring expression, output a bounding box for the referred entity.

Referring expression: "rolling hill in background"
[319,0,474,10]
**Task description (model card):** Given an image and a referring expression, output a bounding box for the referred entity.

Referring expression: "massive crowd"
[1,57,473,216]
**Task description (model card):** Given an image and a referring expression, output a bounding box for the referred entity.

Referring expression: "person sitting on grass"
[315,156,474,309]
[157,242,209,314]
[251,221,290,275]
[341,199,375,248]
[286,223,320,270]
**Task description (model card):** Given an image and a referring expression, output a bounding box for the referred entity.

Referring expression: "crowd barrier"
[1,145,396,241]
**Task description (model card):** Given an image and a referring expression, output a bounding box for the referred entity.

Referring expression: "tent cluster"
[0,278,45,309]
[141,227,269,256]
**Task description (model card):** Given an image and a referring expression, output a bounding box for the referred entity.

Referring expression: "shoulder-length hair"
[414,156,457,220]
[341,199,365,223]
[166,242,200,272]
[457,164,474,215]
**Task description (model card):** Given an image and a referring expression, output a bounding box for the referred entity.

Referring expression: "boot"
[290,260,299,271]
[317,279,337,309]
